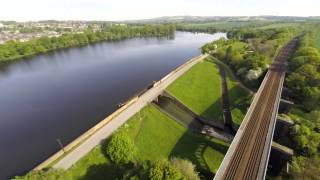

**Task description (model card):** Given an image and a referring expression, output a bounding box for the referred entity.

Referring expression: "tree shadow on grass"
[154,96,203,131]
[79,163,123,180]
[199,68,248,129]
[195,83,224,126]
[200,97,224,124]
[199,82,251,130]
[80,138,135,180]
[205,59,252,128]
[77,138,125,180]
[100,138,111,159]
[169,130,229,179]
[80,135,141,180]
[227,86,252,128]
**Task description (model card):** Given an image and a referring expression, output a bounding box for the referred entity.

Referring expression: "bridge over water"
[214,39,298,180]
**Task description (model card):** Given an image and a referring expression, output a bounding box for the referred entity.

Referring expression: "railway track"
[215,39,298,180]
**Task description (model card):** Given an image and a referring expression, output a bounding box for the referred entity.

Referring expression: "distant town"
[0,21,122,44]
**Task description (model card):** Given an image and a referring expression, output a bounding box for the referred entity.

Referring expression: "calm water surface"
[0,31,226,179]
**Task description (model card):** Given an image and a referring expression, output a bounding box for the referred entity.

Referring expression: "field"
[178,21,257,30]
[315,34,320,50]
[209,57,253,127]
[167,58,252,127]
[167,60,223,122]
[177,21,302,32]
[225,68,252,127]
[256,22,301,29]
[56,105,229,179]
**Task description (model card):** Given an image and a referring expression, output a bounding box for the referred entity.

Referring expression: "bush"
[171,157,200,180]
[13,169,70,180]
[149,161,165,180]
[291,114,320,156]
[290,156,320,179]
[107,132,136,164]
[149,160,185,180]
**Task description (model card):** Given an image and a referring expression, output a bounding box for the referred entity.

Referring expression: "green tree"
[292,123,320,156]
[148,160,185,180]
[171,157,200,180]
[290,156,320,179]
[13,169,70,180]
[149,161,165,180]
[287,63,320,110]
[0,24,176,62]
[107,132,136,164]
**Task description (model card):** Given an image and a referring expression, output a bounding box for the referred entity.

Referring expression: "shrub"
[171,157,200,180]
[13,169,70,180]
[149,161,165,180]
[290,156,320,179]
[106,132,136,164]
[149,160,185,180]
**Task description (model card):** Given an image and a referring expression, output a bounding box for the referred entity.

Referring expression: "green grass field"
[180,21,252,29]
[167,60,223,122]
[167,58,252,127]
[256,22,300,29]
[209,58,253,127]
[226,71,252,127]
[178,21,268,31]
[177,21,303,31]
[315,34,320,50]
[58,105,229,179]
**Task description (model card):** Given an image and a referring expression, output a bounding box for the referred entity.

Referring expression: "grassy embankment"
[315,33,320,50]
[49,105,229,179]
[255,22,301,29]
[210,57,253,127]
[167,60,223,123]
[167,58,252,127]
[178,21,258,31]
[177,21,301,33]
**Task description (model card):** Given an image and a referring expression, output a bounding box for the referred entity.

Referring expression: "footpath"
[33,54,208,170]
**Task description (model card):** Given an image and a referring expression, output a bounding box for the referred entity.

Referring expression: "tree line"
[286,31,320,111]
[202,28,297,89]
[0,24,176,62]
[283,30,320,179]
[202,26,320,179]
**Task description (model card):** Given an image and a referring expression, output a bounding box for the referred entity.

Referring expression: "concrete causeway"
[51,54,208,169]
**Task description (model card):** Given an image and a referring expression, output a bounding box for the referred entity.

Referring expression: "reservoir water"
[0,31,226,179]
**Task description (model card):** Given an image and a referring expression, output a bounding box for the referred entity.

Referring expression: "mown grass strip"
[167,60,223,122]
[57,105,229,179]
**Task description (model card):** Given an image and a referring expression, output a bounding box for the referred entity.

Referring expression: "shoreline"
[0,34,175,64]
[32,54,208,171]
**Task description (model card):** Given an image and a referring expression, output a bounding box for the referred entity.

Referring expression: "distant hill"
[2,16,319,25]
[122,15,319,24]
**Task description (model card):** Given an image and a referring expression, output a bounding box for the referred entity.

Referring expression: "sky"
[0,0,319,21]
